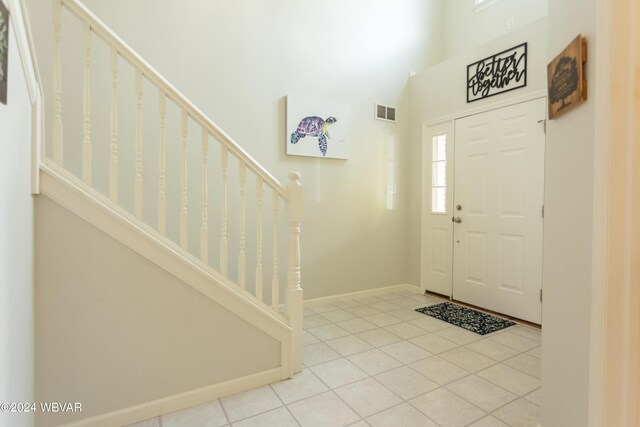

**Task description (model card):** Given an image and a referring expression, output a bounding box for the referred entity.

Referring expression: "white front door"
[452,98,546,324]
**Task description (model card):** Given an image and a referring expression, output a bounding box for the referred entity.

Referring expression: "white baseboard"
[304,284,421,307]
[62,368,283,427]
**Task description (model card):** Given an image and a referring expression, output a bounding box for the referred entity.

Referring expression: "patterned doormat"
[415,302,516,335]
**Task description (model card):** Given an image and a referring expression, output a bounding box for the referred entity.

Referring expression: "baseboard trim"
[62,367,283,427]
[304,284,420,307]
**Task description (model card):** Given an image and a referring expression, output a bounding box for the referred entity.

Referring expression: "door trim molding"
[424,90,547,128]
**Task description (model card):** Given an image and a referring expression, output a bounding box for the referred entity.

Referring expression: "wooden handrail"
[60,0,288,199]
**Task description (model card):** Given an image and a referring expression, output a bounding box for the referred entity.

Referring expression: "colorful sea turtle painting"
[290,116,337,157]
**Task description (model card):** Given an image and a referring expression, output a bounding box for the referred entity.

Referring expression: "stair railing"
[51,0,303,373]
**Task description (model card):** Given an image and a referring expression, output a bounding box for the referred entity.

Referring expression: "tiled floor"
[129,290,542,427]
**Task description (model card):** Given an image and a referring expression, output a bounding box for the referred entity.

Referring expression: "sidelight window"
[431,134,447,214]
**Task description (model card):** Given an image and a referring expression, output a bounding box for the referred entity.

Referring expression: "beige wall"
[25,0,445,300]
[441,0,548,61]
[0,1,35,426]
[408,18,548,288]
[541,0,597,425]
[35,195,280,426]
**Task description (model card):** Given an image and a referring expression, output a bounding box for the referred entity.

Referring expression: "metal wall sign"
[467,42,528,103]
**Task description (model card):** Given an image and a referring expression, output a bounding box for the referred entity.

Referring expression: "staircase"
[34,0,303,425]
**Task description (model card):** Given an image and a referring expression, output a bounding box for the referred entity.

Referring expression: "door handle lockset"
[453,217,463,224]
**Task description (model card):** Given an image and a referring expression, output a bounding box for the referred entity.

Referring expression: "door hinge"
[540,289,543,302]
[542,205,545,218]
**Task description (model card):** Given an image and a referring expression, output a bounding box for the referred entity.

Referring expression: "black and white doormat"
[415,302,516,335]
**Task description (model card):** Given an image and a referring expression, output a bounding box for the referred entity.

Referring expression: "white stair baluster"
[238,162,247,289]
[180,110,189,250]
[220,145,229,277]
[272,192,280,310]
[200,127,209,263]
[134,69,143,219]
[52,0,63,165]
[286,172,304,374]
[109,47,118,202]
[157,91,167,234]
[82,23,92,185]
[255,177,264,301]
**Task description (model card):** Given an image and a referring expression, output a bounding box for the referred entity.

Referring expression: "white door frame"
[420,92,548,313]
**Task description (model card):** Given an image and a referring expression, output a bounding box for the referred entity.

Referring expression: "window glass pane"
[432,161,446,187]
[432,187,446,213]
[432,134,447,161]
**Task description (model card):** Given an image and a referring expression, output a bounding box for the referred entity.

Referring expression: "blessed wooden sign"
[467,43,528,103]
[547,35,587,120]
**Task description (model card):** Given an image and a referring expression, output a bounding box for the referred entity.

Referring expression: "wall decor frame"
[547,35,587,120]
[0,0,9,105]
[286,94,350,159]
[466,42,528,103]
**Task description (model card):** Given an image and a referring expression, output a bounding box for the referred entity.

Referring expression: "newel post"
[286,172,304,375]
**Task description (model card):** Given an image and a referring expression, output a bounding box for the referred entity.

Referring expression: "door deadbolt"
[453,217,462,224]
[456,204,462,211]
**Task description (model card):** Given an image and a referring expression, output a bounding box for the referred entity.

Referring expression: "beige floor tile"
[410,333,459,354]
[434,326,483,345]
[364,312,403,327]
[287,391,359,427]
[440,346,496,372]
[321,309,357,323]
[510,326,542,342]
[375,366,439,400]
[356,328,403,347]
[409,316,452,332]
[326,335,373,356]
[380,341,431,364]
[410,388,486,427]
[303,342,342,366]
[307,324,350,341]
[310,303,340,314]
[310,358,368,388]
[493,398,541,427]
[303,314,332,329]
[489,331,539,352]
[503,353,541,378]
[347,305,381,317]
[465,339,521,361]
[446,375,517,412]
[376,292,405,301]
[527,346,542,358]
[525,387,542,405]
[367,403,438,427]
[384,323,428,339]
[348,349,402,375]
[303,330,320,346]
[347,422,369,427]
[333,300,363,309]
[477,364,540,395]
[370,301,403,312]
[388,309,426,321]
[354,296,383,305]
[220,385,282,422]
[336,318,378,334]
[233,407,298,427]
[161,401,227,427]
[391,297,424,308]
[335,378,402,417]
[409,356,469,385]
[468,415,510,426]
[270,369,328,404]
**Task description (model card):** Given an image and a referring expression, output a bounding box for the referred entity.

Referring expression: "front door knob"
[453,217,462,224]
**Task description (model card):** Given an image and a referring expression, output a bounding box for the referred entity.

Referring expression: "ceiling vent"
[375,104,397,122]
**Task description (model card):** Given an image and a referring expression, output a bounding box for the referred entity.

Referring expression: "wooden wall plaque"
[547,35,587,120]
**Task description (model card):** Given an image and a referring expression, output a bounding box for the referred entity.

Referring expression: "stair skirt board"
[61,367,284,427]
[303,284,421,308]
[39,163,292,344]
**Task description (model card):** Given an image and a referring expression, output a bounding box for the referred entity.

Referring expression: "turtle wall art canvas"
[0,1,8,105]
[286,94,350,159]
